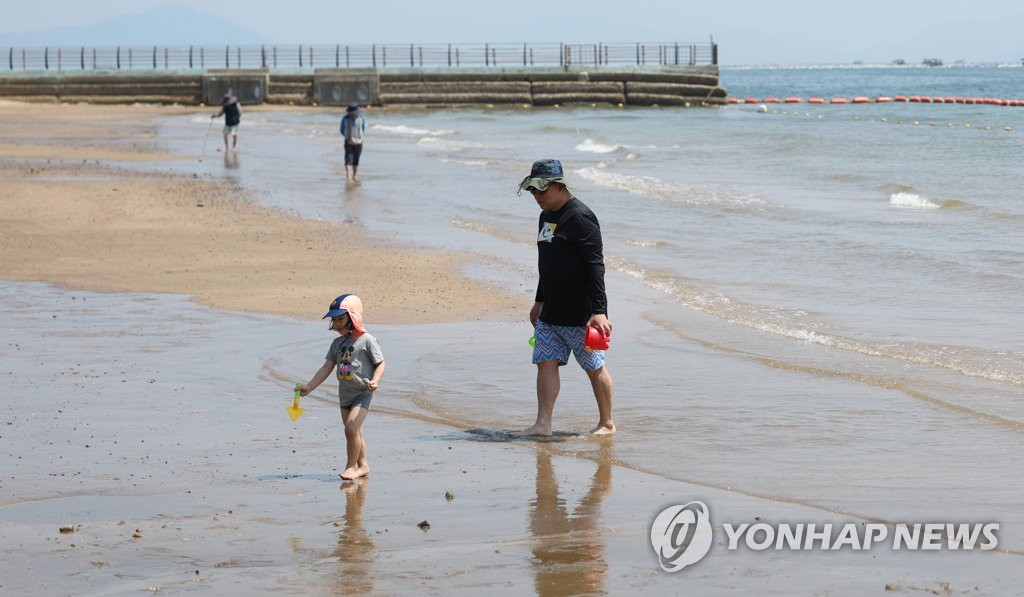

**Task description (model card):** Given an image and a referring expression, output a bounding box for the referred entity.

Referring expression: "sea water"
[153,65,1024,546]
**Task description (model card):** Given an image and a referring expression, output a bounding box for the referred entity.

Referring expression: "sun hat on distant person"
[517,158,573,195]
[346,102,360,113]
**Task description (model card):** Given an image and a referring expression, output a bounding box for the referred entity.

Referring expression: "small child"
[299,294,386,481]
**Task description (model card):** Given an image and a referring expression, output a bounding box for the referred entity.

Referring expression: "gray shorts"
[340,391,373,412]
[223,124,239,136]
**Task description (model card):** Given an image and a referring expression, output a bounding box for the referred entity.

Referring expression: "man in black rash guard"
[515,159,616,436]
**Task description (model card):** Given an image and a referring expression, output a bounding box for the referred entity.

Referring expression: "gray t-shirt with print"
[325,332,384,407]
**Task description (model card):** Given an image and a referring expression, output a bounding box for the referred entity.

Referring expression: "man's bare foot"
[590,423,616,435]
[512,424,553,437]
[340,465,370,480]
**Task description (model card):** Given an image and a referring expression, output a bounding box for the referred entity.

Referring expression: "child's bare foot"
[340,465,370,481]
[590,423,616,435]
[512,423,552,437]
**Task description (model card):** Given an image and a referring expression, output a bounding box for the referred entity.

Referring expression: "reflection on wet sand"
[223,150,239,169]
[529,444,613,597]
[333,478,375,595]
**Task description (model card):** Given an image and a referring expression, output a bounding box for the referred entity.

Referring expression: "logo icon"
[538,222,557,243]
[650,501,713,572]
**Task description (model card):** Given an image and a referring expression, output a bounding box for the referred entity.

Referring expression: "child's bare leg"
[341,406,370,480]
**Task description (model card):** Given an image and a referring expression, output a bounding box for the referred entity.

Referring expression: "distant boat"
[893,59,906,65]
[922,58,943,67]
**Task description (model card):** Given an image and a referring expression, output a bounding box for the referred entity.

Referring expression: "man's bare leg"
[517,360,560,436]
[586,366,616,434]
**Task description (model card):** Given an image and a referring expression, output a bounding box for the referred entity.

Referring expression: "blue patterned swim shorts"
[532,320,606,371]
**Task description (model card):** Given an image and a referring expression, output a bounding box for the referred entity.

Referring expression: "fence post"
[335,44,339,67]
[559,43,564,68]
[309,45,313,68]
[419,46,423,67]
[485,43,489,66]
[409,44,413,67]
[238,47,242,68]
[164,47,168,68]
[448,43,452,67]
[92,48,96,69]
[523,43,526,66]
[346,46,350,68]
[80,47,85,70]
[9,47,12,70]
[299,45,303,68]
[262,46,266,68]
[44,47,48,70]
[372,44,376,68]
[57,48,61,71]
[116,47,121,69]
[224,46,229,68]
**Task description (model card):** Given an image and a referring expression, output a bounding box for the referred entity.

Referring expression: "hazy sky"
[2,1,1022,65]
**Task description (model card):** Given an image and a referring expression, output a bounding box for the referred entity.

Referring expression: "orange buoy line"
[729,94,1024,106]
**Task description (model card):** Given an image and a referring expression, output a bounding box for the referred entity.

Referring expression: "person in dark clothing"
[516,158,616,436]
[211,94,241,152]
[340,103,366,183]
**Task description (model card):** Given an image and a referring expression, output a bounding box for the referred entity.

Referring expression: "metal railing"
[0,42,717,72]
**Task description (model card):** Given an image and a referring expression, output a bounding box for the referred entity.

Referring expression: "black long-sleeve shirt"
[218,102,241,126]
[535,196,608,326]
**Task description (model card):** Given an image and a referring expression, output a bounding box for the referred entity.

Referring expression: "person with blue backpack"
[340,102,366,183]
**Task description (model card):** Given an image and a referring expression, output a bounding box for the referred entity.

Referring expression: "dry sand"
[0,100,520,324]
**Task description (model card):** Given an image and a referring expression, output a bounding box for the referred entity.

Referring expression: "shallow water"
[95,65,1024,553]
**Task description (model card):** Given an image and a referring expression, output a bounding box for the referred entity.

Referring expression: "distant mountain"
[0,5,268,46]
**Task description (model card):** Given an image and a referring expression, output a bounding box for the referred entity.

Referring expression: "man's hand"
[530,302,543,327]
[588,313,612,337]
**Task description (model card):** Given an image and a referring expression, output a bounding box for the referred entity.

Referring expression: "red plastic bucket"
[584,325,610,351]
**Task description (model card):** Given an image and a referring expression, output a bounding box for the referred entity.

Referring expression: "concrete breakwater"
[0,66,726,108]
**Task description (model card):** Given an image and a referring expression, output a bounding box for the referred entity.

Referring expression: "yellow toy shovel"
[287,382,305,421]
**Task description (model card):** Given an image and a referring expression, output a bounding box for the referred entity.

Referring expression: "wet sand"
[1,101,1020,595]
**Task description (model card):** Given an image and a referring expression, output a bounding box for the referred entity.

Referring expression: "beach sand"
[1,102,1019,595]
